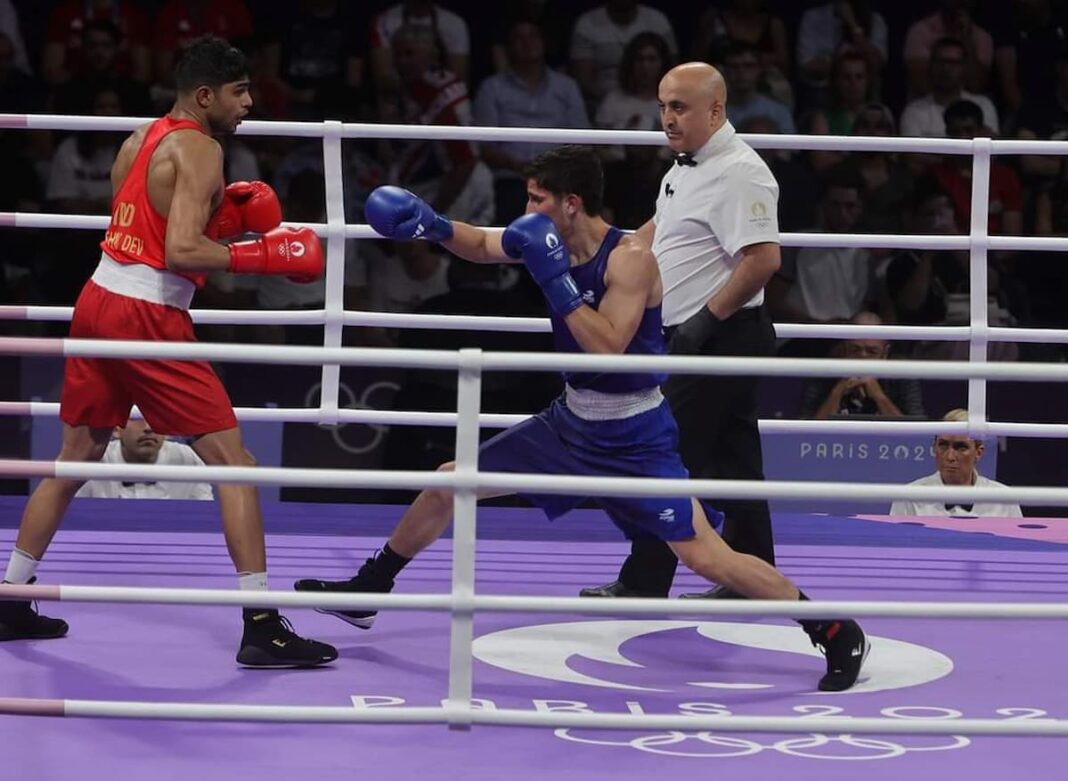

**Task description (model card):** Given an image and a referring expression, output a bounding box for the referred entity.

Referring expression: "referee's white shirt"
[653,120,780,326]
[75,440,214,501]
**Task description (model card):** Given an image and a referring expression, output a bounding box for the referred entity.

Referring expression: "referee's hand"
[669,307,721,354]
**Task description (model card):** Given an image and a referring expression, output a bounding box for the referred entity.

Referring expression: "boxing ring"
[2,116,1068,779]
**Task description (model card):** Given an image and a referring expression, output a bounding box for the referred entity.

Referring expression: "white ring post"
[967,137,993,438]
[445,348,483,729]
[318,120,346,425]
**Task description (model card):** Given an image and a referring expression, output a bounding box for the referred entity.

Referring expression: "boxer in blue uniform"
[295,146,868,691]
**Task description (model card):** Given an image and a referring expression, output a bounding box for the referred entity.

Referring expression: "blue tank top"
[549,226,667,393]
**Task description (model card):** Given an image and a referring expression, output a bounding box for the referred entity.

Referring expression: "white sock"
[4,548,39,585]
[237,571,268,591]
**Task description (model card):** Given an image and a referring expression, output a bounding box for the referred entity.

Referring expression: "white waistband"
[564,384,664,421]
[91,254,195,310]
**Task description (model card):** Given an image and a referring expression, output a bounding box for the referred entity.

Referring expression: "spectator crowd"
[0,0,1064,354]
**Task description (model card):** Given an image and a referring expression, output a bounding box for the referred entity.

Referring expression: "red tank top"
[101,115,208,287]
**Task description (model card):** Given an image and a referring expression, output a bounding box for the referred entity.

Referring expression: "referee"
[581,61,781,600]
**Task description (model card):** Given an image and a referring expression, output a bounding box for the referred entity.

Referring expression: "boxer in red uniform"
[0,36,336,668]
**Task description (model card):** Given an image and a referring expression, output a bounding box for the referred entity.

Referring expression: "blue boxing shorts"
[478,396,724,541]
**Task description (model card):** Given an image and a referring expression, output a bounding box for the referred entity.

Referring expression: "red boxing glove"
[205,181,282,240]
[228,226,324,282]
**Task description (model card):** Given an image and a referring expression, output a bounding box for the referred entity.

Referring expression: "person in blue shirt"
[295,145,867,691]
[474,18,589,221]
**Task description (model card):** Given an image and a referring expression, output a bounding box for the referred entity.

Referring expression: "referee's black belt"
[663,305,763,340]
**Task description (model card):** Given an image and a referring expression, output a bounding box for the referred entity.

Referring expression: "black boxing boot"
[294,544,410,629]
[0,578,68,641]
[236,609,337,668]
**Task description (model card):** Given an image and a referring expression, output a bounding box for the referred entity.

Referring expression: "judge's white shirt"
[76,440,213,501]
[889,472,1022,517]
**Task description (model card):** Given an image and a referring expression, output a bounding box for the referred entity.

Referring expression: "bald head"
[851,311,883,327]
[840,310,889,359]
[657,62,727,153]
[661,62,727,105]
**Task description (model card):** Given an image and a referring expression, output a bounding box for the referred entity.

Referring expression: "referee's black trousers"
[617,305,778,594]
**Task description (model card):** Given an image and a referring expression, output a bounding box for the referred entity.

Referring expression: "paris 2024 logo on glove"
[284,239,306,259]
[544,230,566,262]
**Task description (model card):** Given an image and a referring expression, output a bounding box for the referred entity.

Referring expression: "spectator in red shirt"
[389,24,493,225]
[932,100,1021,237]
[42,0,149,85]
[52,19,151,116]
[151,0,253,87]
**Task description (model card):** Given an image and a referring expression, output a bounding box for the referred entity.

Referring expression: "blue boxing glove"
[502,213,583,316]
[364,185,454,242]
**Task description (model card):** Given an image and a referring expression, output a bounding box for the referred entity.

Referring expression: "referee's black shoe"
[578,580,668,598]
[294,560,391,629]
[805,619,869,692]
[678,585,746,600]
[236,609,337,668]
[0,579,69,641]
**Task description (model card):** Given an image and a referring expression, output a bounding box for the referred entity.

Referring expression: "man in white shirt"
[899,37,998,137]
[569,1,677,104]
[76,420,213,501]
[768,165,872,324]
[581,61,782,601]
[369,1,471,87]
[890,409,1022,517]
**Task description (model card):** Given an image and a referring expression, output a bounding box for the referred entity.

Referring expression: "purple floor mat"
[2,505,1068,780]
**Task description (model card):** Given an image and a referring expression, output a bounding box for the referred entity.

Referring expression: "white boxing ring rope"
[6,337,1068,440]
[0,115,1066,734]
[3,699,1068,737]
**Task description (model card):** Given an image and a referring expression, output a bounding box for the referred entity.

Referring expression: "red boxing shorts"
[59,270,237,437]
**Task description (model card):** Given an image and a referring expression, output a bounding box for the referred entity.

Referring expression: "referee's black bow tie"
[122,481,157,487]
[945,503,974,512]
[674,152,697,167]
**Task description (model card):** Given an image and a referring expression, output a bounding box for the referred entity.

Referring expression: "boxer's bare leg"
[14,424,113,560]
[191,427,265,573]
[1,424,112,641]
[668,499,798,600]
